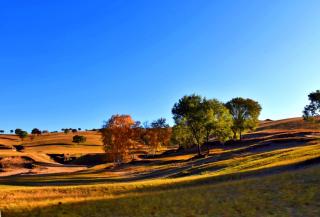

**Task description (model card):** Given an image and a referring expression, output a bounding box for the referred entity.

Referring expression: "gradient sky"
[1,0,320,132]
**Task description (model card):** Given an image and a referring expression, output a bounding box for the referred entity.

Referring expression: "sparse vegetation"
[72,135,87,144]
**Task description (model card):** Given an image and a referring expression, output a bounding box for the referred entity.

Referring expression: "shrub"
[73,135,87,144]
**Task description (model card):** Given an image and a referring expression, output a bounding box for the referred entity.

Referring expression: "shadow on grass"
[3,163,320,217]
[1,155,320,187]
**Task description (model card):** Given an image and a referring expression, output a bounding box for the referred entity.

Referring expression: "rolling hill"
[0,117,319,216]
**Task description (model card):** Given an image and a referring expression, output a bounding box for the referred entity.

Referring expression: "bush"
[73,135,87,144]
[31,128,42,135]
[13,145,25,152]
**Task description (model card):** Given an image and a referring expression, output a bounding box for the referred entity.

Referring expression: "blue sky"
[0,0,320,131]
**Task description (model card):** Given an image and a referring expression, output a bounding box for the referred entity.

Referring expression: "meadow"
[0,118,320,216]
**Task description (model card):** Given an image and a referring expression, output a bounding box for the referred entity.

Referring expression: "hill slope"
[0,118,320,216]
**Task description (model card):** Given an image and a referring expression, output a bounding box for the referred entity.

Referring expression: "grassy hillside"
[258,117,320,131]
[0,131,103,151]
[1,158,320,217]
[2,166,320,217]
[0,118,320,216]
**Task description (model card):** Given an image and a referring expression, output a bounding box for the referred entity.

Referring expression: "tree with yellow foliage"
[101,115,136,164]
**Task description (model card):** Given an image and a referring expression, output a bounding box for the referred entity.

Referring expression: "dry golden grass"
[0,118,320,216]
[0,131,102,147]
[259,117,320,131]
[1,163,320,217]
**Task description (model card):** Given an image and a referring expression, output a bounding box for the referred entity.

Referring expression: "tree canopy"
[72,135,87,144]
[172,94,233,155]
[303,90,320,121]
[31,128,42,135]
[225,97,261,140]
[101,115,136,164]
[146,118,171,154]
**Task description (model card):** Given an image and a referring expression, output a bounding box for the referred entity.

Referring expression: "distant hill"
[258,117,320,131]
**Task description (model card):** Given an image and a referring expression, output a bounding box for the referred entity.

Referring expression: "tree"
[72,129,78,133]
[0,130,4,134]
[15,128,29,140]
[15,128,23,135]
[170,123,194,149]
[73,135,87,144]
[172,95,206,155]
[146,118,172,155]
[18,131,28,140]
[101,115,136,164]
[10,130,14,134]
[78,128,82,131]
[203,99,233,143]
[225,97,262,140]
[303,90,320,121]
[64,129,70,134]
[31,128,42,135]
[172,94,233,156]
[151,118,169,128]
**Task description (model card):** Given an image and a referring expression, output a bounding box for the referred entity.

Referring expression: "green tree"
[225,97,262,140]
[172,94,233,156]
[31,128,42,135]
[18,131,28,140]
[72,135,87,144]
[170,122,194,149]
[15,128,23,135]
[203,99,233,143]
[303,90,320,121]
[15,128,28,140]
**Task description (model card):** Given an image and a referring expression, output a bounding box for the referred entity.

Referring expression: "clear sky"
[0,0,320,132]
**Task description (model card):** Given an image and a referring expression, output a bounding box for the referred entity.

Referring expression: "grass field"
[0,118,320,216]
[3,165,320,217]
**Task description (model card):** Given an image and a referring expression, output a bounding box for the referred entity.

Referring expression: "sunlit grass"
[1,141,320,216]
[2,164,320,217]
[0,122,320,216]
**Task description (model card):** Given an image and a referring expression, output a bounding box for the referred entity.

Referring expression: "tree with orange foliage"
[101,115,136,164]
[145,118,172,155]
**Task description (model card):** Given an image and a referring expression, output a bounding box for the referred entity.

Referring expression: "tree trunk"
[206,131,210,143]
[197,143,201,156]
[239,131,242,141]
[233,130,237,140]
[190,125,201,156]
